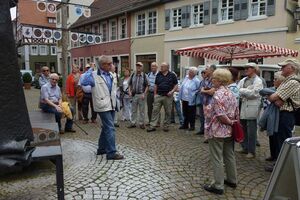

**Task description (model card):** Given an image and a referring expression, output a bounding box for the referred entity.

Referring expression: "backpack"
[287,78,300,126]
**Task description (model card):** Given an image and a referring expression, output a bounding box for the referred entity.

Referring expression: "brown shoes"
[140,125,145,129]
[107,153,124,160]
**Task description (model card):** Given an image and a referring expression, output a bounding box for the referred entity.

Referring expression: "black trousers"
[82,93,97,121]
[268,135,277,159]
[182,100,196,128]
[274,111,295,159]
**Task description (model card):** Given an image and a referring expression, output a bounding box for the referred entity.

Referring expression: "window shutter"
[181,5,191,28]
[267,0,275,16]
[240,0,248,20]
[211,0,219,24]
[234,0,241,21]
[203,1,210,25]
[165,9,171,30]
[186,5,191,27]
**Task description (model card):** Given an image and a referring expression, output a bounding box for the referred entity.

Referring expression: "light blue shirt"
[39,74,50,87]
[41,83,61,103]
[179,76,201,106]
[78,73,92,93]
[147,71,158,92]
[99,69,112,93]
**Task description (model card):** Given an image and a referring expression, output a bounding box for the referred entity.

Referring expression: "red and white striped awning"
[176,41,299,61]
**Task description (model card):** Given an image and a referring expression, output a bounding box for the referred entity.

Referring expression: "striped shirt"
[275,74,300,112]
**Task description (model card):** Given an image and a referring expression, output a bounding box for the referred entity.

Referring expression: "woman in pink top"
[203,68,239,195]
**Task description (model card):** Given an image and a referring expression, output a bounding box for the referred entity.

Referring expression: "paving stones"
[0,89,277,199]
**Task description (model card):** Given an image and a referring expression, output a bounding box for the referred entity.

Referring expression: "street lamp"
[294,7,300,25]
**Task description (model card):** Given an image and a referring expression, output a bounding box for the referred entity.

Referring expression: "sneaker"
[127,124,136,128]
[224,180,237,188]
[114,123,120,127]
[265,164,275,172]
[246,153,255,158]
[147,128,156,132]
[203,184,224,195]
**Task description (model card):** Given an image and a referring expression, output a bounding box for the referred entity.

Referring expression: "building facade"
[164,0,297,77]
[16,0,58,74]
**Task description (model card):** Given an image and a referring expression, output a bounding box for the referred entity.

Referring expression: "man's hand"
[141,94,145,100]
[274,99,284,107]
[55,105,62,113]
[167,91,173,97]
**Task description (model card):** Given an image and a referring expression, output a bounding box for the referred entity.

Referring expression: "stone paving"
[0,88,282,200]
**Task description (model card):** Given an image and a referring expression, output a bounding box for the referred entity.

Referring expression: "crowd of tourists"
[37,56,300,195]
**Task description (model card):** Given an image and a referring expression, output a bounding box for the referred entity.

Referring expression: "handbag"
[75,87,84,103]
[232,121,245,143]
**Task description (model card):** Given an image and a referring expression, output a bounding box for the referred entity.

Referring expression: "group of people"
[36,56,300,195]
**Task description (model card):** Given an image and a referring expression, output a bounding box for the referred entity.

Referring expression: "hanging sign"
[47,3,57,13]
[43,29,53,39]
[86,34,94,44]
[53,30,62,40]
[33,28,43,38]
[70,32,79,42]
[94,35,102,44]
[22,26,33,38]
[75,6,83,17]
[83,8,91,18]
[36,1,46,12]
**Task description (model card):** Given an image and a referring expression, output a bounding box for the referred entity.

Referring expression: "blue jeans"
[171,100,184,125]
[41,103,73,131]
[98,111,117,158]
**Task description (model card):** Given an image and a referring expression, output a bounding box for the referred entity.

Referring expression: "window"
[250,0,266,17]
[50,46,57,55]
[48,18,56,24]
[101,22,108,42]
[110,20,117,41]
[30,45,38,55]
[148,11,157,34]
[137,13,146,36]
[92,24,99,34]
[120,18,127,39]
[220,0,234,21]
[192,4,204,25]
[39,45,47,55]
[172,8,182,28]
[56,10,61,24]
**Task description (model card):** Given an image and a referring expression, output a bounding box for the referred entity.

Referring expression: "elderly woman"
[66,64,82,120]
[203,68,239,195]
[120,68,132,121]
[178,67,200,131]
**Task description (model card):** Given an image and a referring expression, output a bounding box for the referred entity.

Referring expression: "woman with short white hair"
[178,67,200,131]
[203,68,238,195]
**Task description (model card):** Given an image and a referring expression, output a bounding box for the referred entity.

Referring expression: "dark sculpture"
[0,0,34,173]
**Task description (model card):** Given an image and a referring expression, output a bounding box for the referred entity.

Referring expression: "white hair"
[189,67,198,75]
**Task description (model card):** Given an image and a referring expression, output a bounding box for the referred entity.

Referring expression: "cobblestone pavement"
[0,88,277,200]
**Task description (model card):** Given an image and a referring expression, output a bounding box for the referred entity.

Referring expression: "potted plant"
[22,72,32,89]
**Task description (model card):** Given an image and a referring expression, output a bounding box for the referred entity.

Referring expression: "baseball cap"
[136,62,143,67]
[85,64,90,68]
[278,58,300,69]
[244,62,257,68]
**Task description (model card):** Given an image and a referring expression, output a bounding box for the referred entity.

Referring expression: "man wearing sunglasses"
[39,66,50,88]
[40,73,75,134]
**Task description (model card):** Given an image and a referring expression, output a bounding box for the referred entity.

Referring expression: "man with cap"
[127,62,149,129]
[266,58,300,171]
[237,63,263,159]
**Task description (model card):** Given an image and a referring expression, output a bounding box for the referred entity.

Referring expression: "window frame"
[30,45,38,55]
[219,0,234,22]
[191,3,204,26]
[136,12,146,36]
[100,22,108,42]
[148,10,157,34]
[39,45,47,55]
[109,19,117,41]
[50,46,57,55]
[119,17,127,39]
[249,0,267,18]
[171,7,182,29]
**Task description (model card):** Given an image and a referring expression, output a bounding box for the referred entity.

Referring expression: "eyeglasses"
[43,70,49,72]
